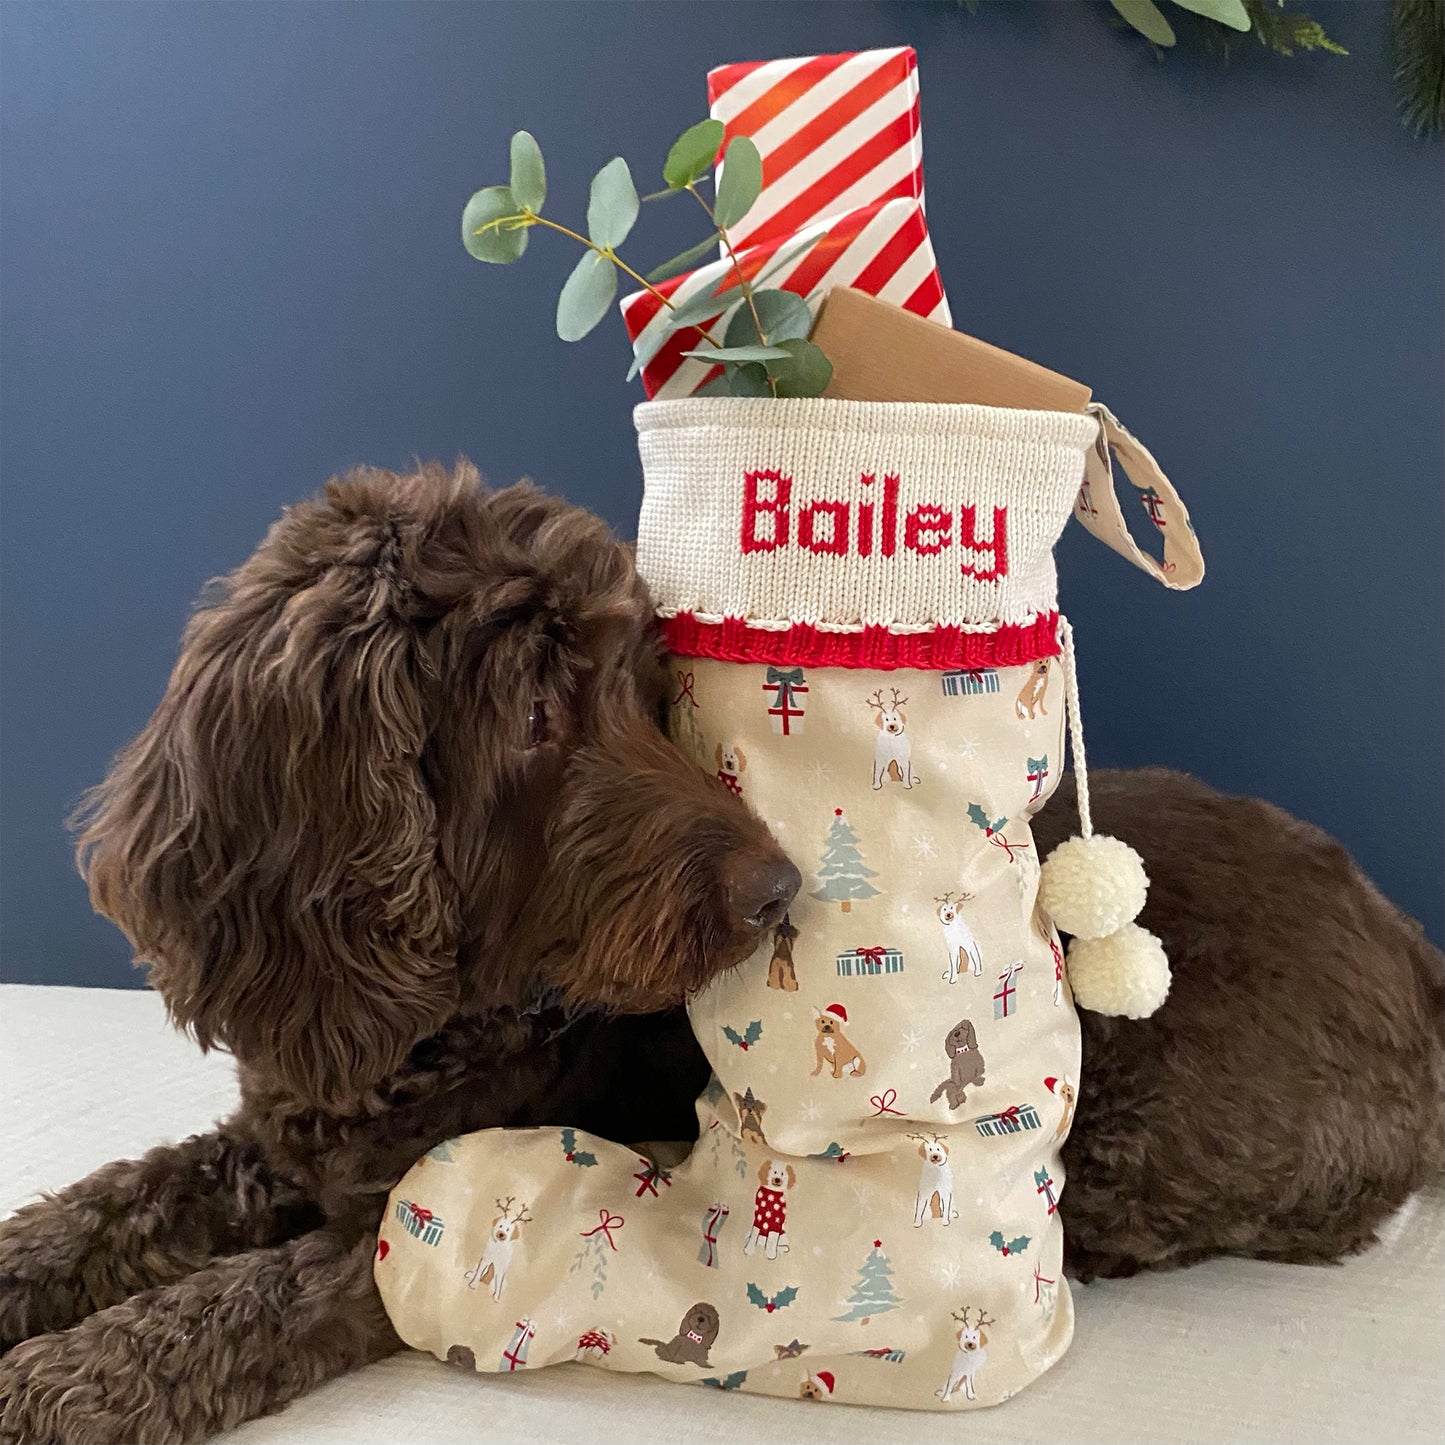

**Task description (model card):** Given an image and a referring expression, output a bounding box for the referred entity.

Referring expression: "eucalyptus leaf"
[680,343,790,363]
[645,235,722,284]
[714,135,763,230]
[766,337,833,398]
[625,319,679,381]
[1110,0,1176,45]
[661,279,744,331]
[724,287,811,347]
[587,157,640,249]
[509,131,546,212]
[663,118,725,190]
[1170,0,1250,29]
[728,362,774,397]
[693,371,733,397]
[556,251,618,341]
[462,185,529,263]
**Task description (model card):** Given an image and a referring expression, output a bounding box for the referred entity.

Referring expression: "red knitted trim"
[660,612,1061,671]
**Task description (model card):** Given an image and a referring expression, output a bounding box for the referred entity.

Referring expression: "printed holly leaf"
[967,803,1007,834]
[988,1230,1006,1252]
[746,1282,768,1308]
[1009,1235,1032,1255]
[771,1285,799,1310]
[561,1127,597,1167]
[722,1020,763,1050]
[702,1370,748,1390]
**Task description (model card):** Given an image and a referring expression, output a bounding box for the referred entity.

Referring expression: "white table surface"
[3,983,1441,1445]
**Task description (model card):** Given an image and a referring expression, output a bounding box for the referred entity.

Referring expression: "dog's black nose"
[726,854,802,930]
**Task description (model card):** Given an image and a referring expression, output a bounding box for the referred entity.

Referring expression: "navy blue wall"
[2,1,1440,986]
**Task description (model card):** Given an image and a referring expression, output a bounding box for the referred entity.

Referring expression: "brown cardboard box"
[812,287,1092,413]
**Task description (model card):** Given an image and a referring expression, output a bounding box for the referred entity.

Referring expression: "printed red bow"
[579,1209,624,1250]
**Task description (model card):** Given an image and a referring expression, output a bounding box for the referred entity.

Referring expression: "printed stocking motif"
[376,657,1077,1410]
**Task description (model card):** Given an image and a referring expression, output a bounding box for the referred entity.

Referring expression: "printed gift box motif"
[942,668,1000,697]
[835,944,905,976]
[395,1199,444,1246]
[973,1103,1042,1138]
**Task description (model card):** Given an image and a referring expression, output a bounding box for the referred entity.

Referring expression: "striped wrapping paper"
[620,196,947,400]
[707,45,924,252]
[619,45,950,400]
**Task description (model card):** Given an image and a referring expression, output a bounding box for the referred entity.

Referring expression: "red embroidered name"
[739,470,1008,581]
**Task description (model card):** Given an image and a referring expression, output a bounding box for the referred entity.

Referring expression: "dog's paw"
[0,1333,116,1445]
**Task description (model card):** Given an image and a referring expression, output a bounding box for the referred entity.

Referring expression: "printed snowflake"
[806,760,834,786]
[800,1098,821,1121]
[901,1027,925,1054]
[911,833,937,860]
[957,735,981,762]
[849,1180,877,1207]
[931,1259,965,1290]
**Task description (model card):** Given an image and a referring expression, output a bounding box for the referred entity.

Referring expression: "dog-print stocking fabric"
[377,397,1202,1410]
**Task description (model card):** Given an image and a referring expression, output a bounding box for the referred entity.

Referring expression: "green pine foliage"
[1392,0,1445,135]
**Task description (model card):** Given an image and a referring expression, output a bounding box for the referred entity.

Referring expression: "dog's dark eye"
[526,700,548,748]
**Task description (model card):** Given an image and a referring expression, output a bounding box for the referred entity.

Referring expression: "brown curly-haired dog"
[1033,770,1445,1280]
[0,461,799,1444]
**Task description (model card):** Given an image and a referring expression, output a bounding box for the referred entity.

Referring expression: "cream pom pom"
[1066,924,1171,1019]
[1038,834,1148,939]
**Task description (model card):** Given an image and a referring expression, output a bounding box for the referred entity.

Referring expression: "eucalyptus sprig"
[461,120,833,398]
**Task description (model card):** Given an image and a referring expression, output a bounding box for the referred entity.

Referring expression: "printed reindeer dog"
[377,396,1204,1408]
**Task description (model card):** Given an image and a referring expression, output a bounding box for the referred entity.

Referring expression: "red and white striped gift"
[619,44,950,400]
[707,45,924,252]
[620,196,948,400]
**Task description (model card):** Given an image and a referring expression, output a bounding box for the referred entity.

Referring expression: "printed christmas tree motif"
[722,1019,764,1051]
[747,1282,799,1313]
[701,1370,749,1390]
[811,809,880,913]
[423,1138,458,1163]
[989,1230,1031,1258]
[833,1240,900,1324]
[560,1127,598,1168]
[966,803,1031,864]
[567,1209,623,1300]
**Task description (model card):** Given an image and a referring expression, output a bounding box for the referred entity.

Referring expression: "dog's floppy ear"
[714,743,724,770]
[734,744,747,773]
[757,1159,771,1186]
[76,471,461,1109]
[785,1165,796,1190]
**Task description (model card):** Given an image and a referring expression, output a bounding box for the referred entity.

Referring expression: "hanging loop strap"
[1057,616,1093,840]
[1075,403,1205,590]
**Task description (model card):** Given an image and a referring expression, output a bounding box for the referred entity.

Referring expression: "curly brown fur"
[1031,768,1445,1280]
[0,461,797,1443]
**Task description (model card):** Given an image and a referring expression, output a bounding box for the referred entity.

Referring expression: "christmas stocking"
[376,396,1203,1409]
